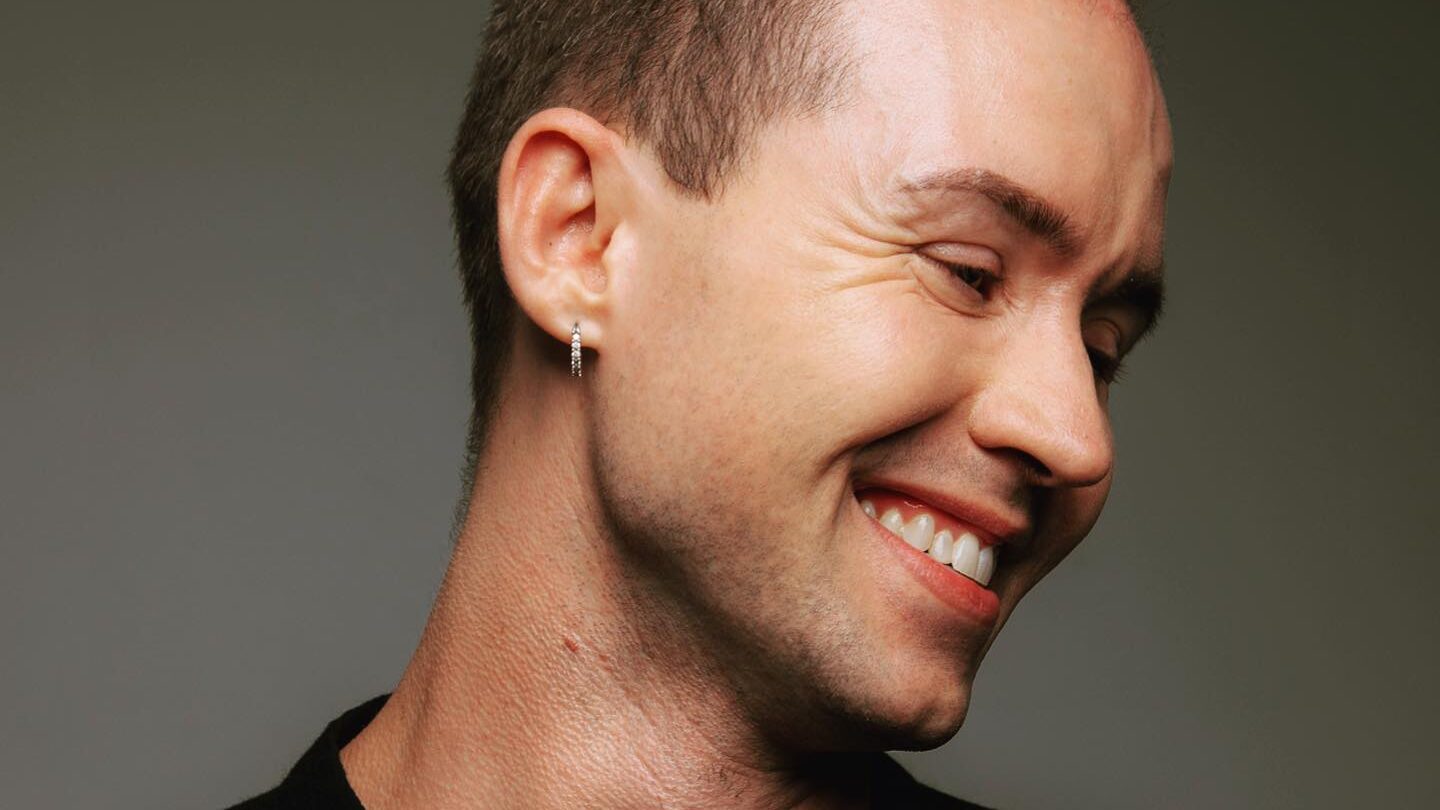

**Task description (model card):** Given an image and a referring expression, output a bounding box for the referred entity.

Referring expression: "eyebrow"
[898,167,1084,258]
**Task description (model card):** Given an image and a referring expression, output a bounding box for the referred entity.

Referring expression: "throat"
[341,527,875,810]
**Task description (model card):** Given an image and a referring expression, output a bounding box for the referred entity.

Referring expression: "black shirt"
[227,695,990,809]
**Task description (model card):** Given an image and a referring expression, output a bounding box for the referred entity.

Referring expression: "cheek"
[822,284,998,442]
[591,271,918,557]
[590,221,981,537]
[590,247,825,540]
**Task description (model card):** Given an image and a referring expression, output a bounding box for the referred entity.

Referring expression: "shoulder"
[224,789,285,809]
[220,695,387,809]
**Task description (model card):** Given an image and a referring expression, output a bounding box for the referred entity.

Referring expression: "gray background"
[3,1,1436,807]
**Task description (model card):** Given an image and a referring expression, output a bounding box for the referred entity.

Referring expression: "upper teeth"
[863,500,996,587]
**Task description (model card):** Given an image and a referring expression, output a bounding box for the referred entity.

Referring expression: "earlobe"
[496,108,627,353]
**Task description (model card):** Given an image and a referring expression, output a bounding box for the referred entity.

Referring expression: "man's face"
[589,0,1171,748]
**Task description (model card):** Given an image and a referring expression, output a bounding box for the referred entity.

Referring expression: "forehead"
[832,0,1171,249]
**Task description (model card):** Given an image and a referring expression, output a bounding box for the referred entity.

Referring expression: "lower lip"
[862,504,1001,627]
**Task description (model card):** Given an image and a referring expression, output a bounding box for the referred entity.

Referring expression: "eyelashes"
[946,262,991,293]
[927,256,997,299]
[1087,347,1127,385]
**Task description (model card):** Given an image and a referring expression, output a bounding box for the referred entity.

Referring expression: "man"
[232,0,1171,806]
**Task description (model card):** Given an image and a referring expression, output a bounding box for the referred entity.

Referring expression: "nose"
[967,320,1114,489]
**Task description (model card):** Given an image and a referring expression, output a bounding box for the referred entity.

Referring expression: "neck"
[339,350,873,810]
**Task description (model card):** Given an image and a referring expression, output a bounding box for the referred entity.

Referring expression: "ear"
[496,107,629,357]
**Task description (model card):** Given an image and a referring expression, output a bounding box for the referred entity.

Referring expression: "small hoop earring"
[570,322,582,377]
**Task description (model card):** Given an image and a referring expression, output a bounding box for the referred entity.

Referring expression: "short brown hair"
[446,0,853,501]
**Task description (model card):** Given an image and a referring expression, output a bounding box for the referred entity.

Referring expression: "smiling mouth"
[855,488,1001,588]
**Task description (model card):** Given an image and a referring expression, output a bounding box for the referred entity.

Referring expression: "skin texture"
[340,0,1173,807]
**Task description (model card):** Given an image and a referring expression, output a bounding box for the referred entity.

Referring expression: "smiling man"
[231,0,1171,807]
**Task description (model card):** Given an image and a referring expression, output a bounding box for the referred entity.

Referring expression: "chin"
[817,656,976,751]
[882,680,972,751]
[849,696,970,752]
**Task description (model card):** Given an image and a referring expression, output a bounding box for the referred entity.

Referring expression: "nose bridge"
[970,312,1113,488]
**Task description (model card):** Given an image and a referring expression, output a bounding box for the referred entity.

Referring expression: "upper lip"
[854,477,1031,547]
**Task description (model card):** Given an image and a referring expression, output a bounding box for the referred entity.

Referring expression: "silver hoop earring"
[570,322,582,377]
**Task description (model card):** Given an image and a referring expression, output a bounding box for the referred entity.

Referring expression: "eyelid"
[1082,319,1129,384]
[920,242,1004,275]
[915,243,1005,306]
[1083,317,1123,348]
[1084,313,1140,365]
[918,253,996,304]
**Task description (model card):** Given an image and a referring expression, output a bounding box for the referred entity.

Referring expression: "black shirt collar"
[229,693,989,809]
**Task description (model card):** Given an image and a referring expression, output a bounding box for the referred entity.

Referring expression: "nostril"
[1011,450,1051,486]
